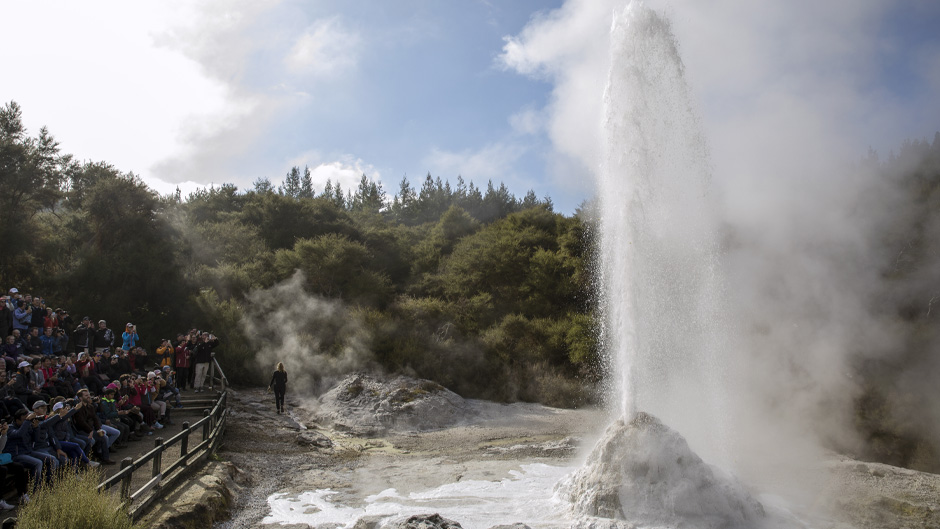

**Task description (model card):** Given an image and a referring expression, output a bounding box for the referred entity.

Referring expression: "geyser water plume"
[568,3,765,527]
[597,1,727,458]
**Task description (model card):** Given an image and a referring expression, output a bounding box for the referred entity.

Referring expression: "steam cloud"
[502,0,940,497]
[244,271,379,395]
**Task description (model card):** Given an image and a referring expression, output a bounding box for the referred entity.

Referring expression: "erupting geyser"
[569,3,765,527]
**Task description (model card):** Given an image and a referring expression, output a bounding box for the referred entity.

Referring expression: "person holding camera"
[72,389,116,465]
[174,334,192,391]
[0,419,31,508]
[121,323,139,351]
[191,332,219,393]
[72,317,95,355]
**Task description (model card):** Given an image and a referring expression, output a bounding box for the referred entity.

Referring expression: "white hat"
[147,372,156,379]
[8,288,17,293]
[52,402,64,412]
[17,361,30,369]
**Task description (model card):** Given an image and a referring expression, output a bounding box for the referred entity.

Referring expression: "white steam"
[244,270,379,395]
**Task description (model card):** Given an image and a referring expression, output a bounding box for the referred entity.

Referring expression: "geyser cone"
[558,412,764,528]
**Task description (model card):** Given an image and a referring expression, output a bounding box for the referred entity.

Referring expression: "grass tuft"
[16,466,139,529]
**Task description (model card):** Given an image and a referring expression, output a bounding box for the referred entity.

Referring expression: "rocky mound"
[558,412,764,528]
[316,373,473,436]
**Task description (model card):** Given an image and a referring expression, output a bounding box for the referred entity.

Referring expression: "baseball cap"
[32,400,48,410]
[17,361,30,368]
[52,402,64,412]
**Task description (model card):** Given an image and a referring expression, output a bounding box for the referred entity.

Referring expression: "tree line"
[0,101,598,407]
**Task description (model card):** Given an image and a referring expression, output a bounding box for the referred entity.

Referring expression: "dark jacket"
[193,338,220,364]
[72,402,101,434]
[270,370,288,390]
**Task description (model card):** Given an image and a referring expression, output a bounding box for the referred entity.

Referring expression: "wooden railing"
[97,390,228,521]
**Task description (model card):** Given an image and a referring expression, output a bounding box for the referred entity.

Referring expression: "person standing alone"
[268,362,287,414]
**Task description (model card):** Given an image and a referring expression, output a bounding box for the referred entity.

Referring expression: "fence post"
[209,353,216,390]
[180,421,190,458]
[152,437,164,478]
[203,410,210,441]
[120,457,134,499]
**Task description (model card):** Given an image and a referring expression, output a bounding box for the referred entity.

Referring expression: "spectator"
[192,332,219,393]
[12,300,31,333]
[76,352,105,396]
[1,335,19,371]
[93,320,114,353]
[39,327,56,356]
[174,334,191,391]
[133,346,150,374]
[13,360,48,409]
[0,296,12,339]
[48,400,95,457]
[98,387,132,446]
[160,366,182,407]
[53,327,68,355]
[72,317,94,355]
[4,408,45,489]
[0,420,30,509]
[43,308,57,331]
[155,339,174,368]
[29,400,92,469]
[71,389,116,465]
[24,327,43,356]
[121,323,139,351]
[28,298,45,331]
[0,372,28,422]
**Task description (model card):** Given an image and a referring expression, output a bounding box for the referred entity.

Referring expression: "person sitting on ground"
[0,421,30,509]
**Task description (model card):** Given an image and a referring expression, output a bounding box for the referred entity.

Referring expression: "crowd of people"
[0,287,221,510]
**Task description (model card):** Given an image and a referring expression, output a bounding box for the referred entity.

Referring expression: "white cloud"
[498,0,619,170]
[285,17,361,77]
[423,142,527,185]
[308,158,380,194]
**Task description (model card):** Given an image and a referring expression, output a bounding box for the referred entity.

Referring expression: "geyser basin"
[557,412,764,528]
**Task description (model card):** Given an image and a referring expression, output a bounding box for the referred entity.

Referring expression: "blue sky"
[2,0,939,214]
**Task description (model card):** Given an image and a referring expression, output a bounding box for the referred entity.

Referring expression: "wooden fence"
[97,354,229,521]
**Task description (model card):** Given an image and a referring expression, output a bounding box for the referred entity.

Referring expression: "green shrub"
[17,467,139,529]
